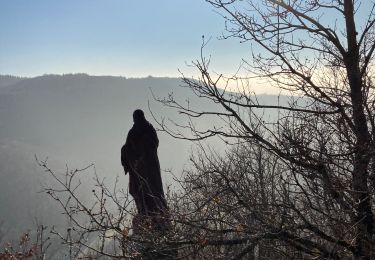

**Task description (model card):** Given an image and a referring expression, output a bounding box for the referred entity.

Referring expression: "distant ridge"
[0,75,27,88]
[0,73,180,81]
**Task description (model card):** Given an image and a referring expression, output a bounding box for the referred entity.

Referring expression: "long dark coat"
[121,119,167,216]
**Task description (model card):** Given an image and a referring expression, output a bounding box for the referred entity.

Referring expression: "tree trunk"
[344,1,373,258]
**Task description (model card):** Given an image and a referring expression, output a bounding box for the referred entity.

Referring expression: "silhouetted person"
[121,109,169,232]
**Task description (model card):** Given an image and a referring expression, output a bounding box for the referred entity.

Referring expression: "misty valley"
[0,74,279,257]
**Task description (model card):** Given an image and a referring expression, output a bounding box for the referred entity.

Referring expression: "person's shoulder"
[146,121,156,131]
[127,125,137,135]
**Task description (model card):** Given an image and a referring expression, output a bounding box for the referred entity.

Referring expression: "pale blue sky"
[1,1,373,78]
[0,0,249,77]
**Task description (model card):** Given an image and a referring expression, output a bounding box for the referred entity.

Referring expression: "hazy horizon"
[0,73,181,79]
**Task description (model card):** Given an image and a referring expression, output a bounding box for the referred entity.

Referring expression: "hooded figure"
[121,110,168,229]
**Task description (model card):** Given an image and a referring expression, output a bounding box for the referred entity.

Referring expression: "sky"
[0,0,250,78]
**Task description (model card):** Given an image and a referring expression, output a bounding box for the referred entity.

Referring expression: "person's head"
[133,109,146,123]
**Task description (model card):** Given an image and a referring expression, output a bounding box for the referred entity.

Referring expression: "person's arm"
[149,124,159,148]
[121,129,135,174]
[121,144,130,174]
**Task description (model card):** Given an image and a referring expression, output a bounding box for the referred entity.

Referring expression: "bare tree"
[171,142,311,259]
[0,223,51,260]
[156,0,375,259]
[36,158,180,259]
